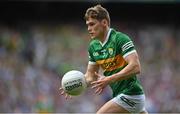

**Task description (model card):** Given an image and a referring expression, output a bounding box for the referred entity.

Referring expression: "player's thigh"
[97,100,129,114]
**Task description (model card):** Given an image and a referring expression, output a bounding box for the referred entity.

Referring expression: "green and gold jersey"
[88,28,144,97]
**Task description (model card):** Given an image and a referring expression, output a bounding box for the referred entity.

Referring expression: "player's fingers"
[95,88,100,94]
[91,80,101,85]
[91,81,96,85]
[95,87,102,94]
[97,88,103,95]
[91,83,102,89]
[60,90,65,95]
[59,87,64,91]
[59,87,65,94]
[91,85,97,89]
[94,72,101,77]
[59,88,72,99]
[65,94,68,99]
[65,94,72,100]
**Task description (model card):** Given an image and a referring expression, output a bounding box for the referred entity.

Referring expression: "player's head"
[84,4,110,39]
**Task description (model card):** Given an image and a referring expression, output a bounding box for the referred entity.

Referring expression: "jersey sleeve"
[117,33,137,58]
[88,46,97,65]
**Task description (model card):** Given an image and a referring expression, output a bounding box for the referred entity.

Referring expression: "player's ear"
[101,19,108,26]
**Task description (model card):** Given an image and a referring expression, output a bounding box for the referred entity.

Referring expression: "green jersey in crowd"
[88,28,144,97]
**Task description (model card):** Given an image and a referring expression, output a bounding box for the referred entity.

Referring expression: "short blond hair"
[84,4,110,26]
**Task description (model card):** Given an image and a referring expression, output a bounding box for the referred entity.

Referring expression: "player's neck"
[99,27,110,43]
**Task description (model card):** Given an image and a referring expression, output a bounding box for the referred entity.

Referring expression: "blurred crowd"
[0,22,179,113]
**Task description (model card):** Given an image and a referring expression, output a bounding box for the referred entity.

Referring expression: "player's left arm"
[108,51,141,83]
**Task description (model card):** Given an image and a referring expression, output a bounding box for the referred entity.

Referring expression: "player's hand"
[91,72,111,95]
[59,87,72,100]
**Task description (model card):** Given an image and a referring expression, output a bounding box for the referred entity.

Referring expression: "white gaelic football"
[61,70,87,96]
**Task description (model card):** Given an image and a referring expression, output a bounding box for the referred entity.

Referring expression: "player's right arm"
[86,45,100,87]
[85,63,99,87]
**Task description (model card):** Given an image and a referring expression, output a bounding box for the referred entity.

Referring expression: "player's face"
[86,18,104,39]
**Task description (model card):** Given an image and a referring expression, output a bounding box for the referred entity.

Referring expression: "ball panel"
[61,70,87,96]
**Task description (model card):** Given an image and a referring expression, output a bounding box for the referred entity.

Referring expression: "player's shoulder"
[88,39,101,52]
[112,29,130,39]
[89,38,99,47]
[111,28,132,42]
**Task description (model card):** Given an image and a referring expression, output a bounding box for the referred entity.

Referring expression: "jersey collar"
[101,28,112,47]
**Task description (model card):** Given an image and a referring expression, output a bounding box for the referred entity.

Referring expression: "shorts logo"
[120,96,136,107]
